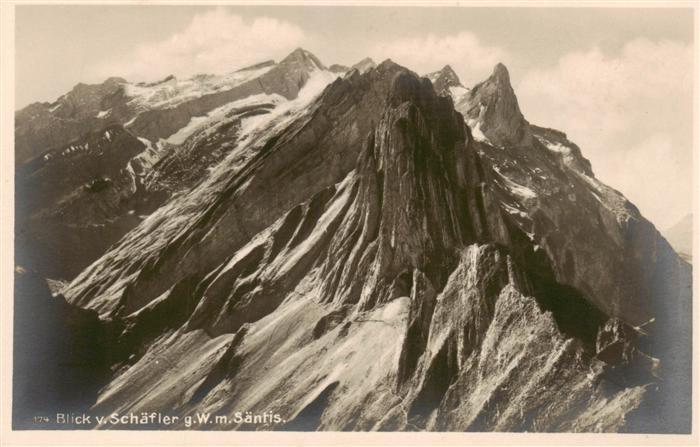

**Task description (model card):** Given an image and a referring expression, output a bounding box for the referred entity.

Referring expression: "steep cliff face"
[16,54,691,432]
[457,63,532,148]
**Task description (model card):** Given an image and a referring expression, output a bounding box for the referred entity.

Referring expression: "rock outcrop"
[457,63,532,147]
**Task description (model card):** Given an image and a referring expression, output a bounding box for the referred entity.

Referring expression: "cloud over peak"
[96,8,307,82]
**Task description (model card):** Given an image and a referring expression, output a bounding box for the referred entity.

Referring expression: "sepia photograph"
[1,1,697,444]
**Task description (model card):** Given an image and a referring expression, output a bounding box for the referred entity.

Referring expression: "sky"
[14,5,695,230]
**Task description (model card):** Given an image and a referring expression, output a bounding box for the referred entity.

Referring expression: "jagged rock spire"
[491,62,510,83]
[460,62,532,147]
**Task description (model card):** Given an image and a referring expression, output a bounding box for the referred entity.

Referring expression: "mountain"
[15,48,340,280]
[15,77,127,165]
[456,63,533,148]
[426,64,468,101]
[351,57,377,73]
[13,51,692,433]
[15,49,328,164]
[664,214,692,262]
[328,57,376,75]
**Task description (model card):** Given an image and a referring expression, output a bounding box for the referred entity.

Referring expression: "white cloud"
[370,32,511,85]
[602,134,692,230]
[95,8,307,82]
[516,38,694,228]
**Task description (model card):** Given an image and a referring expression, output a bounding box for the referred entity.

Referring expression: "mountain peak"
[458,62,531,147]
[377,58,399,70]
[440,64,459,79]
[280,47,325,70]
[491,62,510,83]
[287,47,312,57]
[351,57,377,73]
[426,64,464,97]
[103,76,127,85]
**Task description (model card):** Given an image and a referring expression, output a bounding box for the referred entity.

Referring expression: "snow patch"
[166,116,209,145]
[468,120,490,144]
[124,115,138,127]
[124,64,276,111]
[505,179,538,200]
[96,109,111,119]
[137,136,153,150]
[449,85,469,103]
[236,69,339,147]
[544,141,572,155]
[502,203,529,219]
[492,165,538,200]
[466,105,492,144]
[166,93,284,145]
[535,134,582,170]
